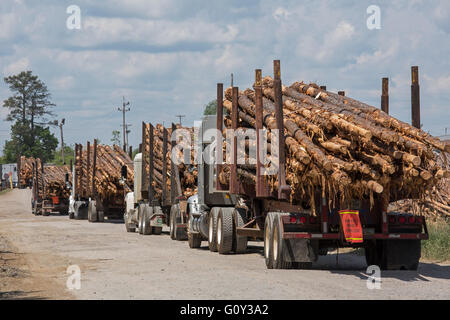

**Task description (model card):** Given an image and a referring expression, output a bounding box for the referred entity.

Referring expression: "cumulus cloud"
[0,0,449,152]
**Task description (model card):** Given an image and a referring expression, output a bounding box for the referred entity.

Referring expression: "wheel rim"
[273,223,278,262]
[217,216,222,246]
[209,214,213,243]
[264,221,270,259]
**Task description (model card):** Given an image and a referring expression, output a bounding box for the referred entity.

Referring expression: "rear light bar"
[388,214,424,225]
[285,214,319,225]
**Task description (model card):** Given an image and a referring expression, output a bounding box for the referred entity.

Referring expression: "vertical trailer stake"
[255,69,269,198]
[338,91,345,96]
[216,83,224,190]
[381,77,389,114]
[149,123,155,200]
[273,60,290,200]
[92,140,97,197]
[320,85,327,90]
[87,141,90,195]
[411,66,421,129]
[162,127,168,205]
[230,86,239,194]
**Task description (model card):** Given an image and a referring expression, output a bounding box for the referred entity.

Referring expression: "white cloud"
[3,57,30,76]
[317,21,355,61]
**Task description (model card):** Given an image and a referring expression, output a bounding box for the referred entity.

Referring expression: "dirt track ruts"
[0,189,449,299]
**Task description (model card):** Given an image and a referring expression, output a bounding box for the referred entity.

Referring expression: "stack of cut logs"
[389,152,449,219]
[143,123,197,200]
[42,165,72,198]
[219,76,449,210]
[76,144,134,201]
[19,156,35,187]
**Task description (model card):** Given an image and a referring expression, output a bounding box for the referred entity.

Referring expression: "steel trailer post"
[141,122,146,199]
[230,86,239,194]
[273,60,290,200]
[92,140,97,197]
[216,83,224,191]
[87,141,90,197]
[381,77,389,114]
[320,85,327,90]
[149,123,155,201]
[254,69,270,198]
[162,127,168,205]
[411,66,421,129]
[79,145,83,197]
[170,123,176,203]
[338,91,345,96]
[74,144,78,199]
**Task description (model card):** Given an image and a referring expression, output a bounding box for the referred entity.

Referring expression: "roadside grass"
[422,220,450,262]
[0,188,12,196]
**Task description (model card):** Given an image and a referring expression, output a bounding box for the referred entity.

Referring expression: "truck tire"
[264,212,275,269]
[88,201,98,222]
[98,210,104,222]
[142,205,153,235]
[138,204,145,235]
[217,208,234,254]
[125,212,136,232]
[272,213,291,269]
[173,204,188,241]
[187,214,202,248]
[152,227,162,235]
[367,239,421,271]
[208,207,220,252]
[233,208,247,254]
[169,205,176,240]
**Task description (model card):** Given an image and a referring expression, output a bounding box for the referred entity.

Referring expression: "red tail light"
[299,217,307,224]
[310,216,317,224]
[389,216,396,224]
[398,216,406,224]
[290,216,297,223]
[417,217,424,224]
[408,217,416,224]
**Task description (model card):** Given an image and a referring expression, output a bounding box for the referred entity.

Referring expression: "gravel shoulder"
[0,189,449,300]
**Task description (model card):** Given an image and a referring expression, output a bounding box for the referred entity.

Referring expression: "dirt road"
[0,189,449,300]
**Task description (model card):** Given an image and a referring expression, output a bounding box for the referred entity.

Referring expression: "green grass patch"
[422,220,450,262]
[0,188,12,196]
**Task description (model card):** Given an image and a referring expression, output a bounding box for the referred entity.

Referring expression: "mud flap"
[382,240,421,270]
[282,238,318,263]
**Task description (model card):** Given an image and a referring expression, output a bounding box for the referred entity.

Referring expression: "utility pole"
[231,73,234,87]
[121,123,132,149]
[118,97,130,151]
[59,118,66,164]
[176,115,185,126]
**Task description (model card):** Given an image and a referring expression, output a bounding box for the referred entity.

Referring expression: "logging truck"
[123,122,194,239]
[31,160,71,216]
[69,141,133,222]
[180,63,429,270]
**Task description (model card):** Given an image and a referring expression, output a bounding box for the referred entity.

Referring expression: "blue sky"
[1,0,449,155]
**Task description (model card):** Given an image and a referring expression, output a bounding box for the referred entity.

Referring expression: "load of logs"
[18,156,35,187]
[42,164,72,198]
[389,152,449,220]
[75,144,134,201]
[219,75,449,210]
[32,158,72,199]
[143,123,197,200]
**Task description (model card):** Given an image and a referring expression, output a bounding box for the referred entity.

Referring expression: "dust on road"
[0,189,449,299]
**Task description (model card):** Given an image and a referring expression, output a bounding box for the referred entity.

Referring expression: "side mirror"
[121,165,127,179]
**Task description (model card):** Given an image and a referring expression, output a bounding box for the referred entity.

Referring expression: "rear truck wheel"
[272,213,291,269]
[366,239,421,271]
[264,212,275,269]
[174,204,188,241]
[98,210,104,222]
[232,208,248,254]
[125,212,136,232]
[142,205,153,235]
[217,208,234,254]
[187,215,202,249]
[138,204,145,235]
[88,200,98,222]
[152,227,162,235]
[169,205,176,240]
[208,207,220,252]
